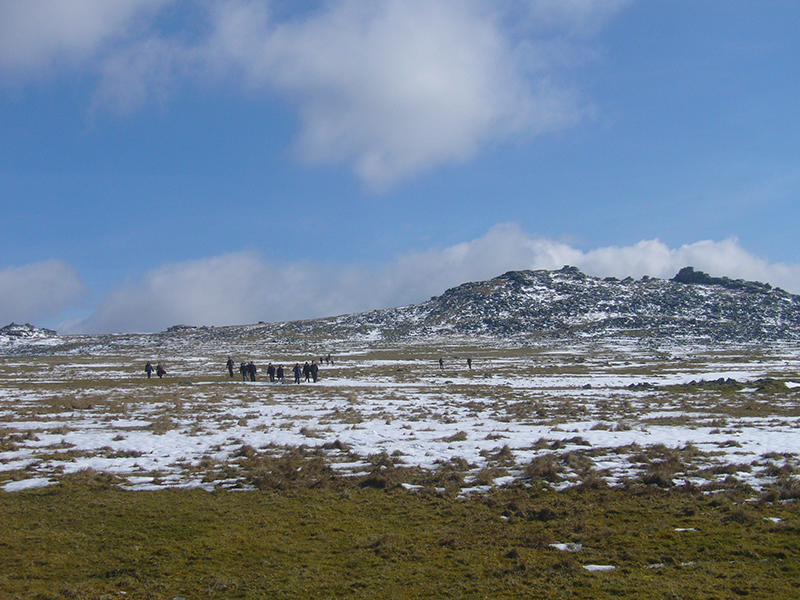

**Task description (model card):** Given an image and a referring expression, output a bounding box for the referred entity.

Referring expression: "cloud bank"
[0,0,625,188]
[2,225,789,333]
[0,260,90,326]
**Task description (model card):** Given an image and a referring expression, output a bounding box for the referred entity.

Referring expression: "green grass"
[1,476,799,599]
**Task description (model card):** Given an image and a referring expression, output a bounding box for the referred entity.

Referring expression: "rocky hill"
[288,265,799,343]
[3,266,800,354]
[0,322,60,349]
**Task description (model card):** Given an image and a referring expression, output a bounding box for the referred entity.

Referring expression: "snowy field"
[2,332,800,495]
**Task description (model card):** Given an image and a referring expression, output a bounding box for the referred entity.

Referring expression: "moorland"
[2,323,800,598]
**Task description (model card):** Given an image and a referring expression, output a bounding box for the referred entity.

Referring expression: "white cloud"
[76,252,352,333]
[0,260,90,326]
[0,0,171,74]
[0,0,624,187]
[63,224,800,333]
[207,0,595,188]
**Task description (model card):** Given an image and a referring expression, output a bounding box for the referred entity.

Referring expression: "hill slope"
[2,266,799,354]
[275,265,800,343]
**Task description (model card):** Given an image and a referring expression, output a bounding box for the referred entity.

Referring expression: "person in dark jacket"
[156,363,166,378]
[145,362,154,378]
[226,357,234,377]
[310,360,319,383]
[302,361,311,382]
[240,362,248,381]
[267,362,276,382]
[248,361,257,382]
[276,364,284,383]
[293,363,302,384]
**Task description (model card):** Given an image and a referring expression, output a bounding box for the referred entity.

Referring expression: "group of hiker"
[234,360,258,382]
[146,354,480,381]
[225,356,327,383]
[144,362,166,378]
[143,356,331,382]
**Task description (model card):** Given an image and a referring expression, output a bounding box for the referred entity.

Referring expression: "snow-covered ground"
[2,334,800,494]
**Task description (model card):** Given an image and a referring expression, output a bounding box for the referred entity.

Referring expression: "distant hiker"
[248,361,257,382]
[267,362,276,382]
[240,362,248,381]
[310,360,319,383]
[467,358,472,370]
[277,364,284,383]
[327,354,334,365]
[145,362,154,378]
[156,363,166,378]
[293,363,302,384]
[439,357,444,370]
[302,361,311,382]
[226,357,234,378]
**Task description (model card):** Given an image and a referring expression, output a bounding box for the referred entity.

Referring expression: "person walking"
[293,363,302,384]
[248,361,257,382]
[310,360,319,383]
[267,362,276,382]
[240,362,248,381]
[156,363,166,378]
[145,362,154,378]
[302,361,311,382]
[277,364,284,383]
[226,357,234,378]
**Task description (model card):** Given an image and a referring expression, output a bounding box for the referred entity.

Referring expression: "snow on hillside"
[2,332,800,494]
[0,323,59,349]
[2,267,800,495]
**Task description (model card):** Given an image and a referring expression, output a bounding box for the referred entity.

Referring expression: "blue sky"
[1,0,799,333]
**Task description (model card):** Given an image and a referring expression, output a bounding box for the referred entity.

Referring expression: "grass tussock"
[230,446,339,490]
[442,430,468,443]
